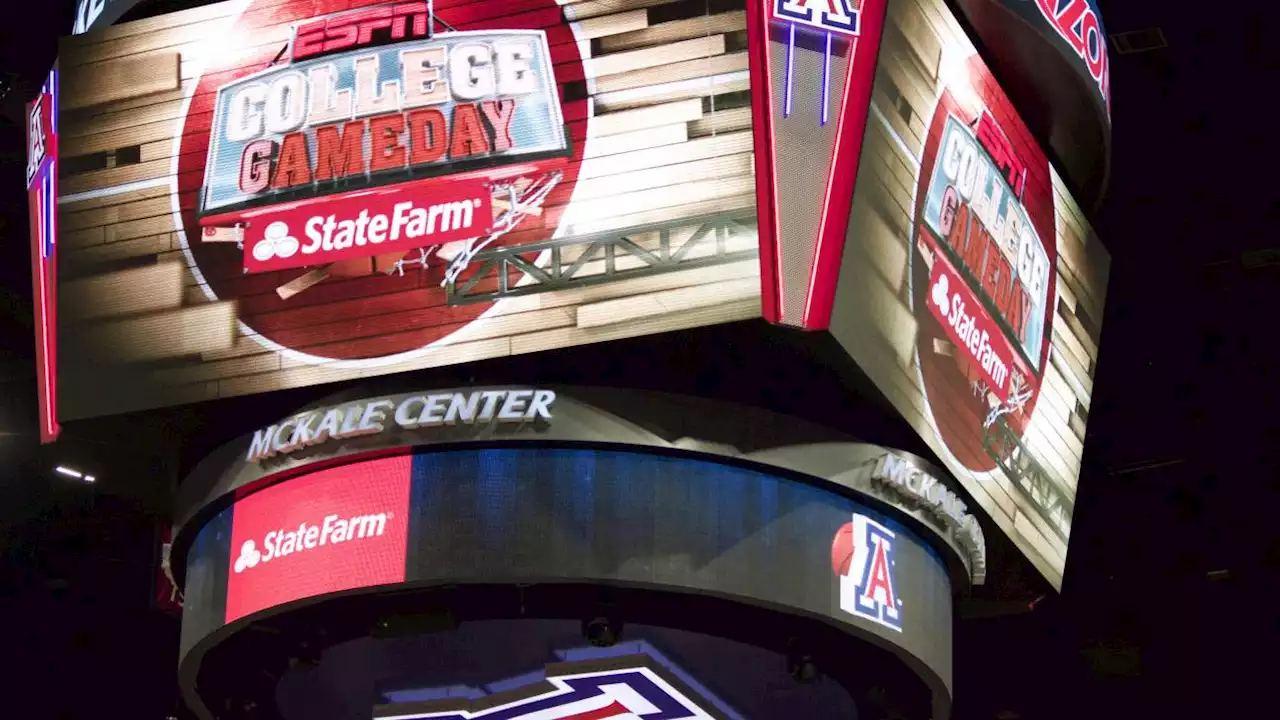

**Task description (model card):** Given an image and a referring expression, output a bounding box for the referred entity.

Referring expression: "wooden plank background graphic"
[56,0,761,421]
[829,0,1110,588]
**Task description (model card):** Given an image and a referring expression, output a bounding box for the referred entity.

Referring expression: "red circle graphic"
[832,521,855,576]
[909,55,1058,473]
[176,0,587,360]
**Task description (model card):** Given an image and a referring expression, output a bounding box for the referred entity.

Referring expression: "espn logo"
[292,2,432,62]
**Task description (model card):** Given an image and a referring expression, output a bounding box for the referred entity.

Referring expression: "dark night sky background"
[0,1,1274,719]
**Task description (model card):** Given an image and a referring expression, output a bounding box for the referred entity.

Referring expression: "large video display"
[181,447,954,693]
[54,0,761,421]
[828,0,1110,587]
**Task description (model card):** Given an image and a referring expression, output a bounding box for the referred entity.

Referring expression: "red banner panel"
[224,453,413,623]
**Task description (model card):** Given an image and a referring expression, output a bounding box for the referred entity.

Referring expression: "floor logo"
[374,659,718,719]
[831,513,902,632]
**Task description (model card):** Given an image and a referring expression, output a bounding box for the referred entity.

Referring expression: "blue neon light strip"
[820,31,832,125]
[784,22,795,118]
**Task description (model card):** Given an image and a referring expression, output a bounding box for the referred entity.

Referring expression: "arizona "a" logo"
[773,0,861,36]
[835,514,902,632]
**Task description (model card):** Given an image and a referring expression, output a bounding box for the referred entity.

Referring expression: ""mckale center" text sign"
[247,388,557,462]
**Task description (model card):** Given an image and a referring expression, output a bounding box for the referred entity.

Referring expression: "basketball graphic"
[907,54,1057,474]
[176,0,586,360]
[831,521,855,576]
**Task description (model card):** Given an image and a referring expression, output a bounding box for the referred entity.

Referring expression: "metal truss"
[444,210,759,305]
[983,417,1072,542]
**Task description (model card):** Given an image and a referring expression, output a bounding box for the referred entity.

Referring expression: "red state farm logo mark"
[240,181,491,273]
[232,511,392,573]
[223,453,412,623]
[928,262,1015,400]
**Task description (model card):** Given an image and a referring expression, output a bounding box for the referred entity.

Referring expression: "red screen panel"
[224,453,413,623]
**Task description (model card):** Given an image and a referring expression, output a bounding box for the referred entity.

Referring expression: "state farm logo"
[176,0,587,362]
[929,266,1012,399]
[909,57,1057,475]
[223,454,412,624]
[232,511,393,573]
[243,192,487,272]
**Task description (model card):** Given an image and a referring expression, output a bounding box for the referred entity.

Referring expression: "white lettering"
[445,392,481,424]
[247,389,557,461]
[358,400,396,434]
[74,0,107,35]
[265,72,308,135]
[307,64,352,125]
[272,420,297,452]
[283,413,318,451]
[870,453,984,577]
[401,47,449,108]
[321,514,339,545]
[497,390,533,421]
[526,390,556,420]
[368,214,388,244]
[247,425,279,461]
[303,217,324,254]
[314,409,344,443]
[478,391,505,421]
[428,200,475,234]
[295,197,481,259]
[395,396,427,429]
[234,513,391,575]
[418,394,450,426]
[339,404,364,436]
[494,41,537,95]
[945,292,1009,393]
[226,83,267,143]
[450,44,495,101]
[353,54,402,118]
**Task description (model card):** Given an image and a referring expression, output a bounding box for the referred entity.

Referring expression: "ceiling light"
[55,466,96,483]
